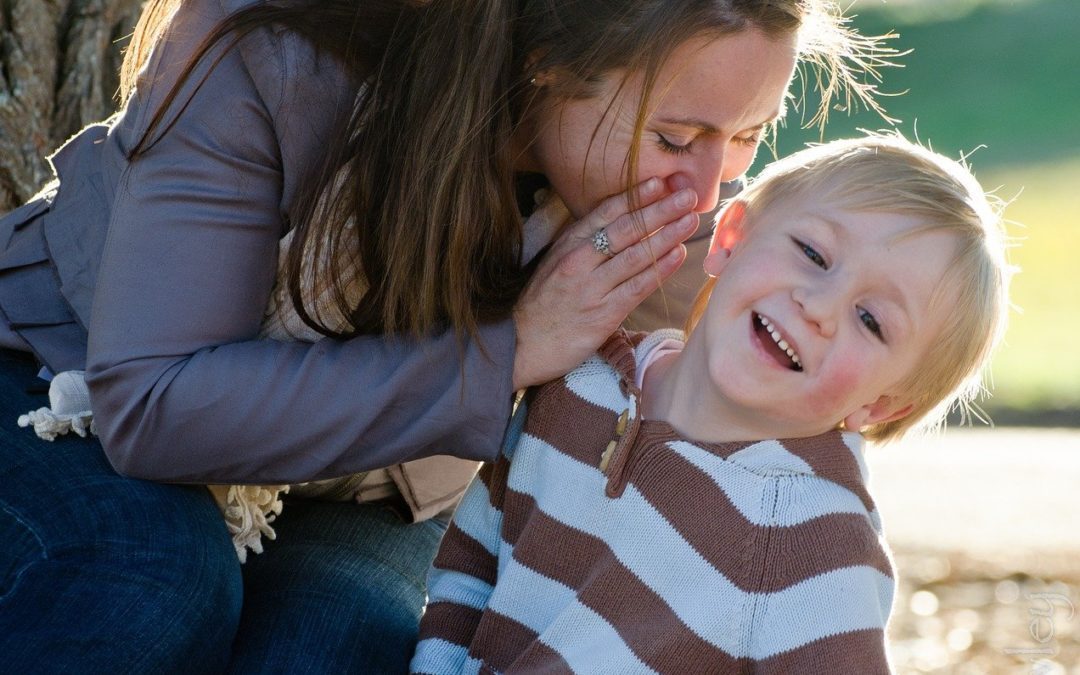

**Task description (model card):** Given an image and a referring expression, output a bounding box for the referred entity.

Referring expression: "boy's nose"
[792,286,837,338]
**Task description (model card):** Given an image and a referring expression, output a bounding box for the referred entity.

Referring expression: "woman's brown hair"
[120,0,896,343]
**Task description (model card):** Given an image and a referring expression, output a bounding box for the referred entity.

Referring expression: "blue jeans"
[0,351,446,673]
[230,498,447,674]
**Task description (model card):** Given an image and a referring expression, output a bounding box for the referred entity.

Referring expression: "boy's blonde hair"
[688,134,1012,443]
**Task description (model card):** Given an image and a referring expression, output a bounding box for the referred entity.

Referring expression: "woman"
[0,0,890,671]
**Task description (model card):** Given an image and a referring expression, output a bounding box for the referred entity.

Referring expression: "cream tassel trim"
[19,370,287,563]
[207,484,290,563]
[17,370,95,440]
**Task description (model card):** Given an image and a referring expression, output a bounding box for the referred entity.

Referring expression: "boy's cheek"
[808,361,866,419]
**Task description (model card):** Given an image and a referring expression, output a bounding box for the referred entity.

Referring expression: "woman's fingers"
[550,177,665,252]
[596,188,698,258]
[550,183,698,281]
[510,180,699,390]
[608,240,688,308]
[595,210,699,289]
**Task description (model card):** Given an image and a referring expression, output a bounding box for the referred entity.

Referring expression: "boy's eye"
[794,238,827,269]
[656,133,692,156]
[858,306,885,341]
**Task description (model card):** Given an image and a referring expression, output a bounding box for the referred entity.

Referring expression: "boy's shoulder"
[594,327,686,383]
[521,329,659,452]
[595,328,648,381]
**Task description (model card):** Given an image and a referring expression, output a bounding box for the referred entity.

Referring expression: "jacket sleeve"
[410,403,523,674]
[84,0,515,483]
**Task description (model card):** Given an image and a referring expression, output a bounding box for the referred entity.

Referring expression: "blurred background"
[754,0,1080,671]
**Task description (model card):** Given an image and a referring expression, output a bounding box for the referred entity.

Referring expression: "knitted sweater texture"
[411,330,896,674]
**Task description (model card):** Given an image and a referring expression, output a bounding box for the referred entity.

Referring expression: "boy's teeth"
[758,314,802,369]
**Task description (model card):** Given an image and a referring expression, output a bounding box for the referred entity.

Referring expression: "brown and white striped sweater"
[411,330,896,674]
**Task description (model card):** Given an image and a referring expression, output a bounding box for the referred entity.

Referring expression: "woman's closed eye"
[733,132,760,148]
[657,131,760,156]
[794,238,827,269]
[656,133,693,156]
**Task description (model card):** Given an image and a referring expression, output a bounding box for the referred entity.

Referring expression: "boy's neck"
[641,334,821,444]
[640,338,746,442]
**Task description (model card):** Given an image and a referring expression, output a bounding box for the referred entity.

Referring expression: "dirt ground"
[867,428,1080,673]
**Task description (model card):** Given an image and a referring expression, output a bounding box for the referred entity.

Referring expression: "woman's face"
[520,27,798,219]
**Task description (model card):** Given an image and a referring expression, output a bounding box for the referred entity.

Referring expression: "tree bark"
[0,0,143,211]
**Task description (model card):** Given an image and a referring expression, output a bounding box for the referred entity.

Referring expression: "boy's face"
[693,192,959,439]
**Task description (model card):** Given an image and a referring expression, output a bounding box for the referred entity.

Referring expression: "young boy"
[410,135,1010,674]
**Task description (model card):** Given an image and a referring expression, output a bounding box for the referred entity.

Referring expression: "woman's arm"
[87,0,696,484]
[87,0,517,483]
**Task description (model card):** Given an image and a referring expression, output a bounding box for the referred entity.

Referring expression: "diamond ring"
[592,227,613,257]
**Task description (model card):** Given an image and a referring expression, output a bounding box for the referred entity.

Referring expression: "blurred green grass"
[983,158,1080,410]
[754,0,1080,416]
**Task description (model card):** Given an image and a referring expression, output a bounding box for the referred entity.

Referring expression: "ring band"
[592,227,613,257]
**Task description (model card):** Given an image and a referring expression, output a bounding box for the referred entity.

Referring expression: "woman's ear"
[703,201,746,276]
[524,48,560,88]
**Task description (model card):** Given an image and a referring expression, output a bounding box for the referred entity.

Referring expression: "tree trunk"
[0,0,143,211]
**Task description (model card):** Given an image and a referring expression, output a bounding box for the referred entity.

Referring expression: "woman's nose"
[667,156,727,214]
[695,152,728,213]
[792,286,838,338]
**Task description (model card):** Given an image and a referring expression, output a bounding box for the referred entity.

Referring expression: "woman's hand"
[512,177,699,390]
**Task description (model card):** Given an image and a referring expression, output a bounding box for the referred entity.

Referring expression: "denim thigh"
[229,497,448,675]
[0,351,242,674]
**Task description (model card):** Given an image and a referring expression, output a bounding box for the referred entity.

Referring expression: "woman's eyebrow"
[655,109,784,134]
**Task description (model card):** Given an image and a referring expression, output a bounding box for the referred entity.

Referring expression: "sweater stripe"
[530,601,656,674]
[669,440,872,525]
[505,499,745,671]
[451,479,503,559]
[417,602,485,647]
[501,487,892,661]
[479,452,512,510]
[505,441,892,658]
[725,438,815,473]
[432,524,499,587]
[503,640,574,675]
[425,567,494,614]
[469,610,545,671]
[409,637,477,675]
[526,376,622,467]
[633,446,893,585]
[775,433,876,511]
[486,556,579,634]
[563,355,628,412]
[757,628,892,675]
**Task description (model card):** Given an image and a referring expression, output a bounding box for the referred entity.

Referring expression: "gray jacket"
[0,0,514,483]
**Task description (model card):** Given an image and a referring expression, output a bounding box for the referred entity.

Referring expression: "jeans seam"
[0,500,49,602]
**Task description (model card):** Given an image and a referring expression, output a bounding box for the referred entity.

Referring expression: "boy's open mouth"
[754,313,803,372]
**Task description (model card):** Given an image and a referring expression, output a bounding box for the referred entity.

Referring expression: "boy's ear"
[703,200,747,277]
[843,395,915,431]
